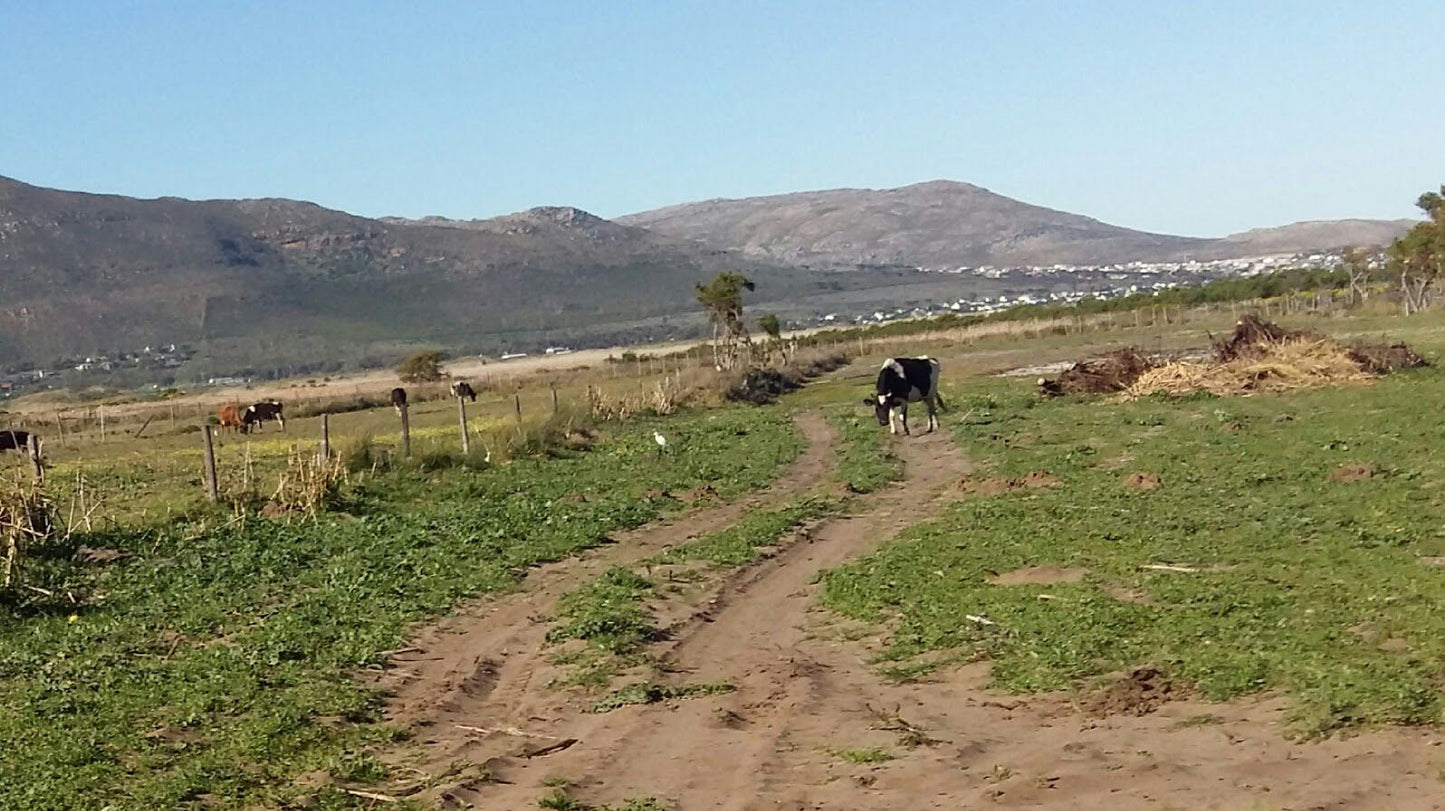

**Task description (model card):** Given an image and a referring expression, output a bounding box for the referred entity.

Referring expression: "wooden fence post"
[457,396,470,455]
[53,414,67,448]
[99,407,106,441]
[513,393,522,424]
[550,387,559,415]
[399,401,411,459]
[169,403,177,431]
[319,413,330,461]
[26,434,43,483]
[201,425,218,503]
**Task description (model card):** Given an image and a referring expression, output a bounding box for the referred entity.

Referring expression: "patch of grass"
[548,567,657,655]
[827,409,901,494]
[538,791,672,811]
[821,370,1445,736]
[652,496,838,567]
[0,408,802,809]
[590,682,735,714]
[827,746,894,765]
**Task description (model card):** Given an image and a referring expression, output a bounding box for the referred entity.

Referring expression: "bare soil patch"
[1122,472,1161,490]
[988,566,1087,586]
[1331,464,1375,483]
[955,470,1058,496]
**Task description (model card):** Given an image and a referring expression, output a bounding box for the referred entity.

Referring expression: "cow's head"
[862,393,898,427]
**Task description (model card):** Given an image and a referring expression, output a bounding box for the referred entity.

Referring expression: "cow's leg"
[899,403,910,435]
[888,408,898,435]
[278,416,286,432]
[925,395,938,432]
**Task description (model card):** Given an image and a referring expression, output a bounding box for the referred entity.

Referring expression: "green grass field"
[0,408,801,810]
[821,366,1445,735]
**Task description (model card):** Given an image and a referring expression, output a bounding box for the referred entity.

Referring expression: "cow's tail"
[934,389,947,412]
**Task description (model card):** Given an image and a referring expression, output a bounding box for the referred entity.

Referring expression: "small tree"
[1340,245,1375,306]
[696,272,755,371]
[1388,187,1445,316]
[396,350,446,383]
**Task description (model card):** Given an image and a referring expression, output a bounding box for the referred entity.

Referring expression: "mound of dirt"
[1084,668,1181,717]
[1038,348,1155,396]
[1331,464,1374,483]
[1212,314,1324,362]
[1346,343,1429,374]
[1122,472,1161,490]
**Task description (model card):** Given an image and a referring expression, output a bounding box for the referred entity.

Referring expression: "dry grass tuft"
[269,447,347,516]
[0,474,54,588]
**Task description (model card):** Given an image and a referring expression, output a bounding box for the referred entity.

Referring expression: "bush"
[396,351,446,383]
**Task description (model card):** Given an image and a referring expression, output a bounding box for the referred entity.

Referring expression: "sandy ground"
[369,416,1445,810]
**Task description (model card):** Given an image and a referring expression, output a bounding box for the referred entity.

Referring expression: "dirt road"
[376,416,1444,810]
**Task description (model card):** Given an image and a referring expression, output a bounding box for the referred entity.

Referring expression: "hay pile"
[1037,348,1155,396]
[1118,317,1428,399]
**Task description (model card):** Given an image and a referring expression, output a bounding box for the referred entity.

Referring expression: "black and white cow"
[0,429,33,453]
[864,357,943,435]
[390,387,408,416]
[450,380,477,402]
[241,400,285,433]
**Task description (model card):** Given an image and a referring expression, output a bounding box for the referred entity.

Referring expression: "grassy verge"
[0,408,802,810]
[827,408,902,494]
[820,370,1445,736]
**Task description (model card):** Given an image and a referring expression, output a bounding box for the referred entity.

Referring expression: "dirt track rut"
[378,417,1445,810]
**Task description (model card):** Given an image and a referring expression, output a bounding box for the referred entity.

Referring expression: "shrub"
[396,350,446,383]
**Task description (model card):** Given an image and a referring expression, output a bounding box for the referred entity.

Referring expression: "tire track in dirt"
[369,413,837,777]
[419,421,1445,811]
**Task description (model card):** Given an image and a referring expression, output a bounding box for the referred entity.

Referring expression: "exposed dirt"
[371,413,1445,811]
[988,566,1088,586]
[955,470,1059,496]
[1122,472,1162,490]
[1331,464,1375,483]
[1082,668,1182,717]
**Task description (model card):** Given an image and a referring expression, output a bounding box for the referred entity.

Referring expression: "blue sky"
[2,1,1441,236]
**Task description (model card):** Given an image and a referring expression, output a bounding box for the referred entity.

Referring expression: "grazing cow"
[450,380,477,402]
[0,429,33,453]
[390,387,408,416]
[217,405,243,433]
[241,400,285,433]
[864,357,943,435]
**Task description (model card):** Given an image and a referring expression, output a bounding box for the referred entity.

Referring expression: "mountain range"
[0,174,1414,380]
[618,180,1414,269]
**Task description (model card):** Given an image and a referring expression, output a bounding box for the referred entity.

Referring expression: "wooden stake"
[26,433,43,482]
[319,413,330,461]
[99,407,106,441]
[53,414,67,448]
[513,393,522,424]
[457,396,470,455]
[550,387,559,415]
[399,401,411,459]
[201,426,218,503]
[169,403,176,431]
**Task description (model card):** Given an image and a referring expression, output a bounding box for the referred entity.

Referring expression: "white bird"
[653,431,668,456]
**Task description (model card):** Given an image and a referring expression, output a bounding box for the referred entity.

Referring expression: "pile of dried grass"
[1043,316,1430,400]
[1038,348,1155,396]
[1125,339,1372,398]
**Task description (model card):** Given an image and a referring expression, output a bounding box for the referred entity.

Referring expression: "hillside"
[0,176,903,377]
[618,180,1413,268]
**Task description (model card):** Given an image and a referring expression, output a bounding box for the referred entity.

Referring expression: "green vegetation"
[821,370,1445,736]
[1388,185,1445,314]
[652,497,836,567]
[549,567,657,655]
[539,789,671,811]
[0,408,801,810]
[590,682,735,714]
[827,746,894,764]
[827,409,902,494]
[395,350,446,383]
